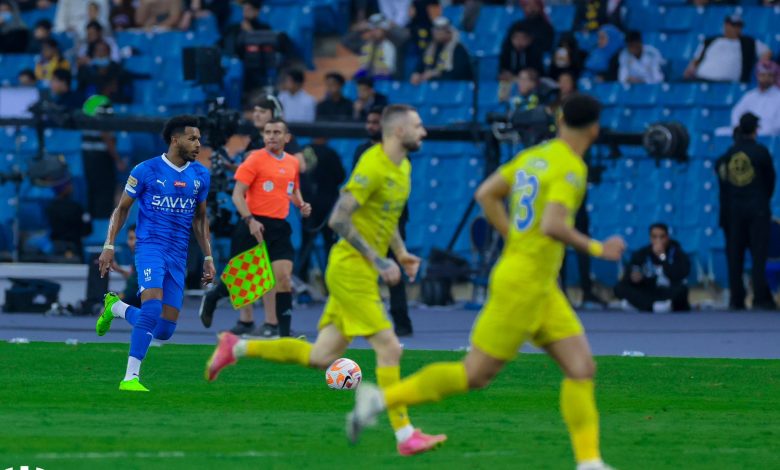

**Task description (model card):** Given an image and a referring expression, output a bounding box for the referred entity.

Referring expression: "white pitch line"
[32,450,285,460]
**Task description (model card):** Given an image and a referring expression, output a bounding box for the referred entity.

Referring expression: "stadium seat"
[701,6,740,36]
[621,83,661,107]
[261,4,315,67]
[420,81,475,106]
[548,4,575,30]
[44,130,81,154]
[193,15,220,45]
[660,6,701,32]
[0,54,36,82]
[19,6,56,29]
[694,82,748,108]
[442,5,464,25]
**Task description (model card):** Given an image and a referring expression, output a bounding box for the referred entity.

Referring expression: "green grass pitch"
[2,342,779,469]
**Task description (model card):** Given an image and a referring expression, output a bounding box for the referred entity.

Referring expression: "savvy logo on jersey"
[151,195,197,210]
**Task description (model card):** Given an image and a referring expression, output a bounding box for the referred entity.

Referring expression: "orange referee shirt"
[235,148,300,219]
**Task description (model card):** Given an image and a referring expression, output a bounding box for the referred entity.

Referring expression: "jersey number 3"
[513,170,539,231]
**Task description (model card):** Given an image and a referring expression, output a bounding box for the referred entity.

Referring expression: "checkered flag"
[220,242,276,309]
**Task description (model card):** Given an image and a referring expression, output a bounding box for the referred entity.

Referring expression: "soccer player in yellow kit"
[206,105,447,456]
[347,94,626,469]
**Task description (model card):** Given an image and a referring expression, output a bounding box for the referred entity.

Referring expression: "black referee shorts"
[230,215,295,262]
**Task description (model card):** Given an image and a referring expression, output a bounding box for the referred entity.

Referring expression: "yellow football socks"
[383,362,469,409]
[244,338,312,367]
[561,378,601,463]
[375,365,412,433]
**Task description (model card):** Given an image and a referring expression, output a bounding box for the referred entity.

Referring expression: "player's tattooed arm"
[328,191,382,266]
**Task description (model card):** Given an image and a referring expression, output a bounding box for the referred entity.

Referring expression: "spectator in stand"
[77,20,120,63]
[353,76,388,121]
[757,57,780,88]
[716,113,776,310]
[135,0,183,31]
[316,72,354,122]
[377,0,411,45]
[17,68,36,86]
[222,0,268,56]
[54,0,110,39]
[548,33,586,81]
[109,0,136,31]
[583,24,624,82]
[509,67,545,110]
[46,180,92,262]
[408,0,434,56]
[730,62,780,136]
[514,0,554,54]
[49,69,82,111]
[614,223,691,313]
[555,71,577,106]
[278,69,316,123]
[499,22,545,81]
[618,30,665,84]
[77,40,125,102]
[411,16,473,85]
[26,18,51,54]
[574,0,621,33]
[178,0,231,33]
[355,14,397,80]
[35,38,71,83]
[0,0,29,53]
[685,14,770,83]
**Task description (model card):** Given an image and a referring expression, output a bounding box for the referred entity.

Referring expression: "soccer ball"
[326,358,362,390]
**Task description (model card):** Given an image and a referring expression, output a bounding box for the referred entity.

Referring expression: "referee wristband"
[103,244,114,251]
[587,240,604,258]
[204,256,214,261]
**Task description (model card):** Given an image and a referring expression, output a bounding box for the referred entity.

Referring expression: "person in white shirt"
[277,69,316,123]
[618,30,665,84]
[54,0,110,40]
[730,62,780,136]
[685,14,770,83]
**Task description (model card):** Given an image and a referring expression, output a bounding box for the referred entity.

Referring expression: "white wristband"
[103,244,115,251]
[204,256,213,261]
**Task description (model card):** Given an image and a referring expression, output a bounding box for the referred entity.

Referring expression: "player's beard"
[402,137,422,153]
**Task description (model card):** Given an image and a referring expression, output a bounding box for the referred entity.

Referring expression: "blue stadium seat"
[548,4,575,31]
[695,82,748,108]
[20,6,56,29]
[701,6,740,36]
[386,81,424,105]
[474,6,523,39]
[133,80,166,105]
[62,152,83,177]
[123,56,155,75]
[193,15,220,45]
[420,81,475,106]
[629,108,664,131]
[660,6,701,32]
[261,4,315,67]
[115,32,155,55]
[44,130,81,154]
[625,4,660,32]
[589,82,621,105]
[161,86,206,106]
[658,82,697,107]
[442,5,464,25]
[0,54,36,82]
[475,55,499,81]
[621,83,661,107]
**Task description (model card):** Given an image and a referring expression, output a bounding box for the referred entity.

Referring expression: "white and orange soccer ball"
[325,358,362,390]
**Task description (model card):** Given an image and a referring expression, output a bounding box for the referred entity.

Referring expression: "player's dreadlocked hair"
[162,115,200,145]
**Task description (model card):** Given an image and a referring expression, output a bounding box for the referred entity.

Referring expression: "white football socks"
[111,300,130,319]
[124,356,141,382]
[395,424,414,443]
[233,339,247,358]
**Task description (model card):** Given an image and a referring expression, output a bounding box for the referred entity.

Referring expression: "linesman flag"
[220,242,276,309]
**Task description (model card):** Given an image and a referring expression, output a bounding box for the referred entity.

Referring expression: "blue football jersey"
[125,154,210,253]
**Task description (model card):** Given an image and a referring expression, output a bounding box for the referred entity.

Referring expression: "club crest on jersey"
[287,181,294,195]
[194,179,201,192]
[263,181,274,192]
[174,181,186,188]
[127,175,138,187]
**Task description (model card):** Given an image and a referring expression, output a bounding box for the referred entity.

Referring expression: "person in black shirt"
[353,76,388,122]
[351,105,383,168]
[350,107,414,337]
[614,223,691,313]
[316,72,354,122]
[46,181,92,262]
[49,69,82,111]
[716,112,777,310]
[297,139,346,283]
[499,23,545,81]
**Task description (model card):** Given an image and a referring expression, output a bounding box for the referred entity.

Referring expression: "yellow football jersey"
[497,138,587,281]
[330,143,410,267]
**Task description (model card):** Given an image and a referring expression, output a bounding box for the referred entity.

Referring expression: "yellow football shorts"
[471,262,584,361]
[318,257,393,339]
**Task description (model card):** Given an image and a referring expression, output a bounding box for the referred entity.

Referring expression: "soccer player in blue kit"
[96,115,215,392]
